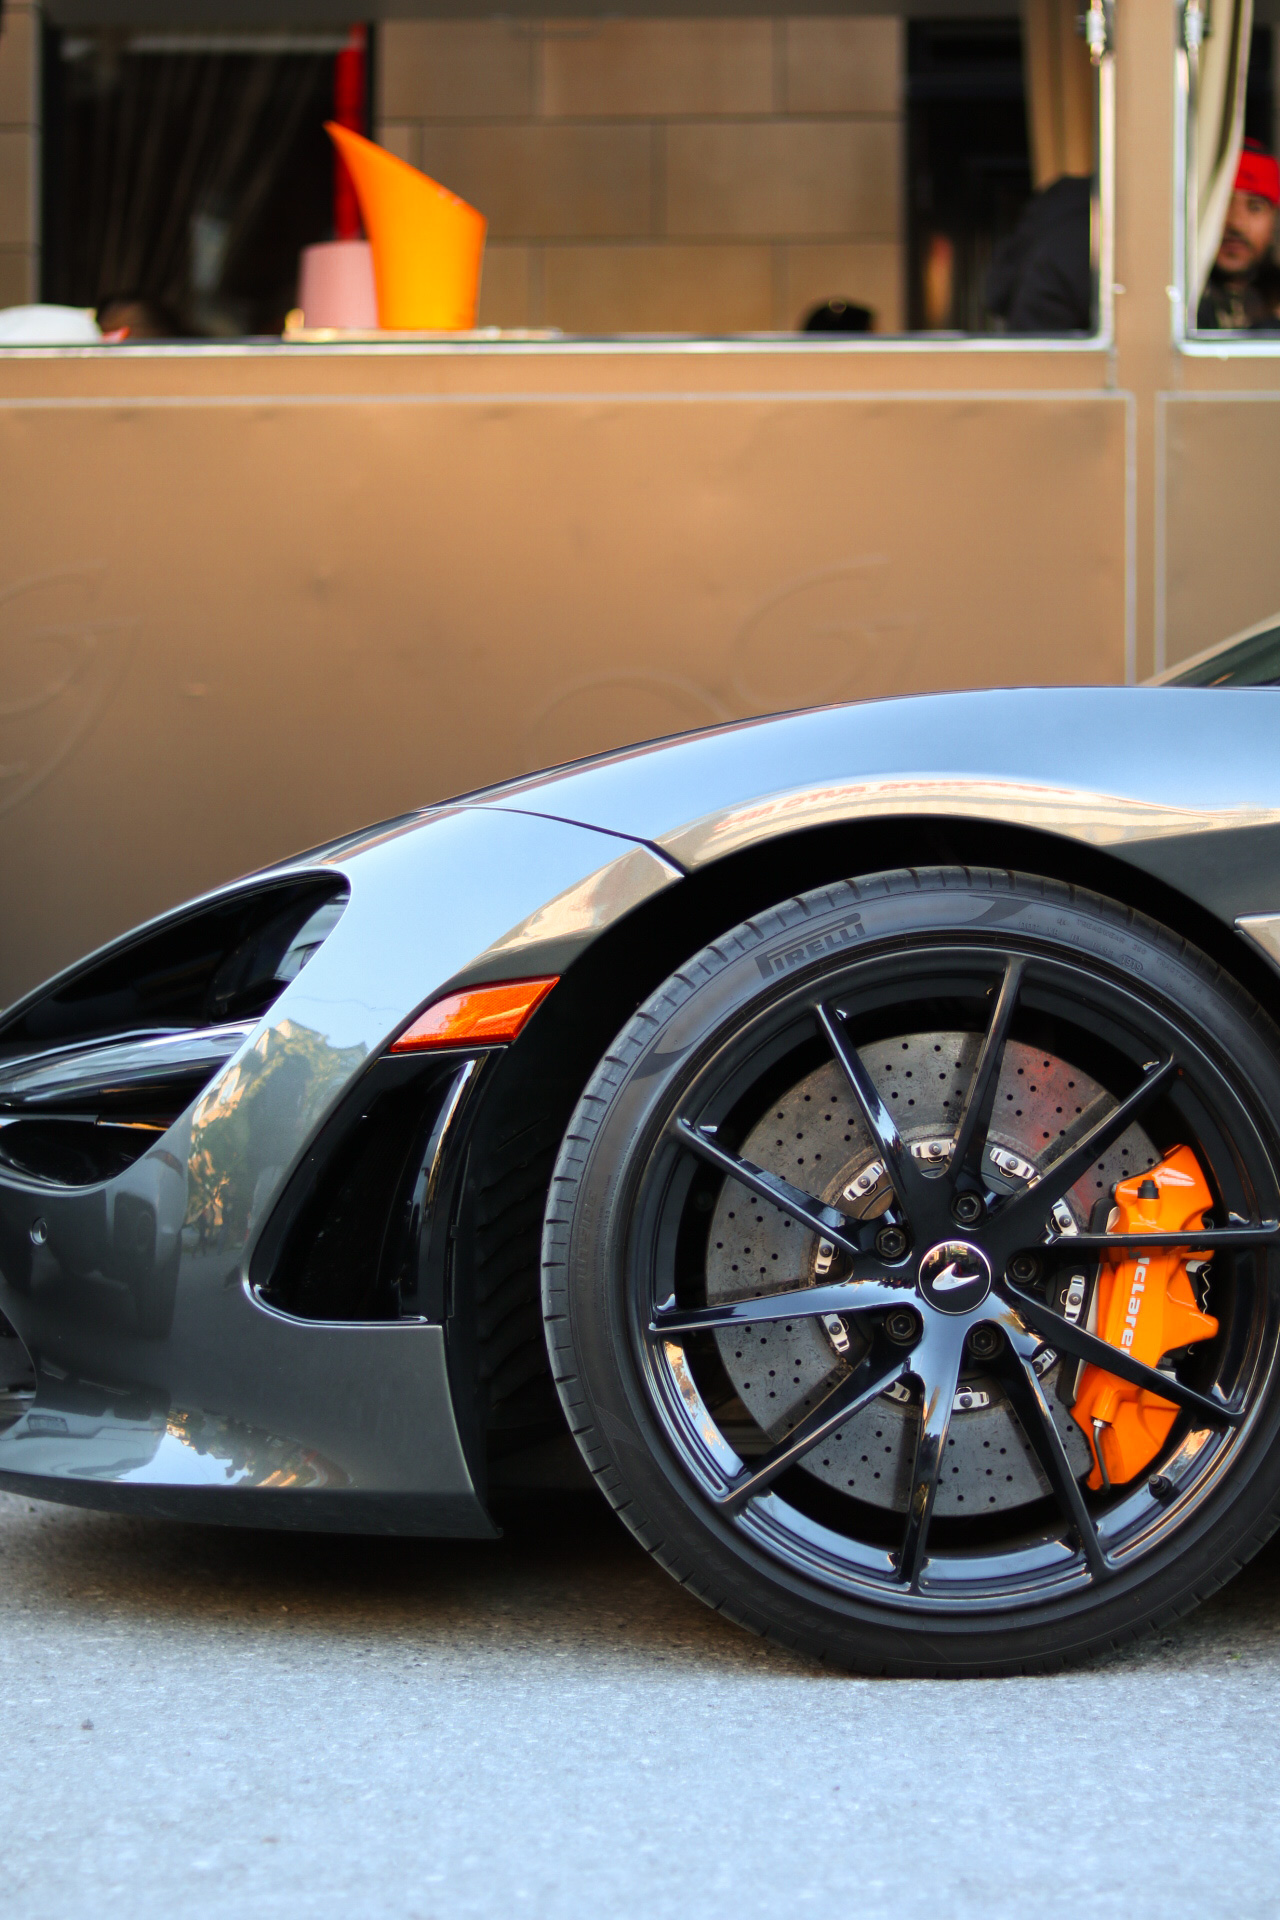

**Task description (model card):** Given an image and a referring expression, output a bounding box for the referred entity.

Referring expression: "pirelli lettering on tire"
[756,915,864,979]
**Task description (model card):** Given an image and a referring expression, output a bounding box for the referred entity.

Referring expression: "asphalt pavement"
[2,1483,1279,1918]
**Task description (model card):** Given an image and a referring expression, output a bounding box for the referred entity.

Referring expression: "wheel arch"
[515,809,1280,1114]
[463,809,1280,1461]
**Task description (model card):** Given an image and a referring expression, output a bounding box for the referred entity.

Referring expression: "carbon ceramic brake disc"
[707,1032,1160,1515]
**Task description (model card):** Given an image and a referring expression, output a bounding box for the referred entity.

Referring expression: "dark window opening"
[1245,23,1275,147]
[906,20,1036,333]
[41,28,373,337]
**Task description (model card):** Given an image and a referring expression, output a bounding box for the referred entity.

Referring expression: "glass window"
[908,11,1099,334]
[1185,8,1280,336]
[40,28,365,338]
[6,6,1108,346]
[1154,612,1280,684]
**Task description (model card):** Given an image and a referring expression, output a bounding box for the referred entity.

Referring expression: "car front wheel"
[542,868,1280,1674]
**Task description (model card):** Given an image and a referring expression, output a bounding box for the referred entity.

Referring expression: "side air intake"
[0,877,348,1187]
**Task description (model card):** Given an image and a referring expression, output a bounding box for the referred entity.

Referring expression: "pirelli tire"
[540,867,1280,1675]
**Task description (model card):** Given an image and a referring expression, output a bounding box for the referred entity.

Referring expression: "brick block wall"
[0,3,38,307]
[376,17,903,332]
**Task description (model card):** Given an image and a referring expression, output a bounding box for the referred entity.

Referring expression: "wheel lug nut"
[885,1309,919,1345]
[952,1191,984,1227]
[876,1225,909,1261]
[1008,1253,1040,1284]
[966,1325,1002,1360]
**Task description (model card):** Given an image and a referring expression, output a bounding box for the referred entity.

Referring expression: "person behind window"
[96,294,187,343]
[1198,141,1280,331]
[801,300,874,334]
[985,175,1091,333]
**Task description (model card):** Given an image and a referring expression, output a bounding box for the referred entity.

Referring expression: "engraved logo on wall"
[0,569,136,817]
[519,560,919,771]
[732,559,921,712]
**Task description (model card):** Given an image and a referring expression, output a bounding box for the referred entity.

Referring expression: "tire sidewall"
[545,870,1280,1672]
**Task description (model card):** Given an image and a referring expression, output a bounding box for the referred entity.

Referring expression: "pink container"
[296,240,378,331]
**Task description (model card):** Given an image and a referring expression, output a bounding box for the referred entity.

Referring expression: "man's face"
[1216,189,1278,280]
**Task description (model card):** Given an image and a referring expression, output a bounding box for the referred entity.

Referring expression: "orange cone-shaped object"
[324,124,486,331]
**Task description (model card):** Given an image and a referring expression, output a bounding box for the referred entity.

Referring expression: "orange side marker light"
[389,976,558,1052]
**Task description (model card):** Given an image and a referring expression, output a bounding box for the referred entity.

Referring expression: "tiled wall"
[0,2,38,307]
[376,18,903,332]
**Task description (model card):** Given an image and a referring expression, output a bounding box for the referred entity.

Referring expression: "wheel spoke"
[1003,1282,1243,1426]
[646,933,1262,1615]
[672,1117,860,1254]
[816,1003,929,1220]
[993,1057,1178,1243]
[996,1341,1111,1580]
[897,1324,964,1589]
[714,1340,908,1515]
[651,1273,909,1335]
[1048,1224,1280,1254]
[950,956,1026,1186]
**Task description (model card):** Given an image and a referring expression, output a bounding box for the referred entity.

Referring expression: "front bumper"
[0,805,678,1531]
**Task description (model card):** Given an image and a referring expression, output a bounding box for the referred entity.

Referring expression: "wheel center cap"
[917,1239,992,1315]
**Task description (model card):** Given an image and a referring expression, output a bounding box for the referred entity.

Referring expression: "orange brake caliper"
[1070,1144,1218,1490]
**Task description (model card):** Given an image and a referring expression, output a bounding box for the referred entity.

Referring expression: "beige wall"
[0,372,1124,1003]
[0,1,38,307]
[1159,394,1280,669]
[376,17,903,333]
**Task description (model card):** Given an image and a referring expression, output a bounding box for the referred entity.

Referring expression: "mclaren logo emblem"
[917,1240,993,1315]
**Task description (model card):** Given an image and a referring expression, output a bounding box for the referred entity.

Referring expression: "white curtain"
[1022,0,1096,190]
[1192,0,1255,295]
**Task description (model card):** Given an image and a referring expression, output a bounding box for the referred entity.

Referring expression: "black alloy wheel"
[542,869,1280,1674]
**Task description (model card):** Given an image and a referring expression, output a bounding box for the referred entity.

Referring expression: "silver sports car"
[3,643,1280,1675]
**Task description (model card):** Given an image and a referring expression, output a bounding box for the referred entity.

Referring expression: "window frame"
[1176,12,1280,354]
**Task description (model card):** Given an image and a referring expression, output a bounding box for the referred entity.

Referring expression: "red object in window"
[333,26,367,242]
[1236,138,1280,208]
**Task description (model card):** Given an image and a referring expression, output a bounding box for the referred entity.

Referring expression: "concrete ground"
[1,1486,1279,1919]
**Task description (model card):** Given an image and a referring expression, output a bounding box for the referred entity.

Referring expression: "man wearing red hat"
[1199,138,1280,330]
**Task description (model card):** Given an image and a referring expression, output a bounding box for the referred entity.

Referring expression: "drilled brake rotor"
[707,1031,1160,1515]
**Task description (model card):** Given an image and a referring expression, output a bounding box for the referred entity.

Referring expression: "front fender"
[0,806,679,1528]
[472,688,1280,930]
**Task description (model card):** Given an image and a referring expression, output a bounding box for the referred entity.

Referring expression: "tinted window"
[1168,622,1280,686]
